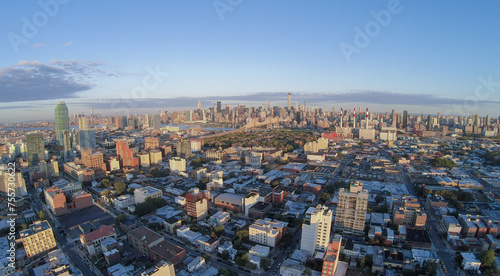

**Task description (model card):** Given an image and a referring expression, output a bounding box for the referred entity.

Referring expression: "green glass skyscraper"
[26,132,45,165]
[54,102,69,145]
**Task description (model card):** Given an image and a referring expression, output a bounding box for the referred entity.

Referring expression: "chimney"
[353,108,356,128]
[340,108,343,128]
[366,108,369,129]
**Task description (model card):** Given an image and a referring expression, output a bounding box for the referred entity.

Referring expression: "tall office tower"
[121,116,128,128]
[115,115,124,129]
[427,114,432,130]
[474,114,480,126]
[90,107,93,115]
[26,133,45,165]
[54,102,69,145]
[144,114,150,128]
[62,130,72,160]
[0,170,27,197]
[321,234,342,276]
[437,112,441,127]
[128,117,138,129]
[403,110,408,129]
[486,115,490,126]
[333,181,369,236]
[185,110,192,122]
[300,205,333,256]
[197,99,202,110]
[391,109,396,127]
[151,114,161,130]
[78,130,96,149]
[186,188,209,220]
[20,220,57,258]
[217,101,222,113]
[288,93,291,110]
[78,117,89,130]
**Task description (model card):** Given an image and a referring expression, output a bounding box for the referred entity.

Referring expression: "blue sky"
[0,0,499,123]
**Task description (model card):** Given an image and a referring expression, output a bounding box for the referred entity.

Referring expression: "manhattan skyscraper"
[54,102,69,145]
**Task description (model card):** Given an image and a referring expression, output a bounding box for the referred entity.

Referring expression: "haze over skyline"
[1,0,499,123]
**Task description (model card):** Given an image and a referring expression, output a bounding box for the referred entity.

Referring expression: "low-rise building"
[442,215,462,238]
[249,219,287,247]
[80,225,117,256]
[134,186,163,204]
[114,194,135,209]
[187,256,205,272]
[214,193,244,213]
[208,211,230,226]
[461,252,481,271]
[248,201,273,218]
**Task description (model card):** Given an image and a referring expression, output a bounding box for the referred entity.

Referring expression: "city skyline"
[1,1,499,122]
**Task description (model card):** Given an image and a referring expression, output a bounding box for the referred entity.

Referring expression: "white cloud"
[61,41,73,47]
[33,43,46,48]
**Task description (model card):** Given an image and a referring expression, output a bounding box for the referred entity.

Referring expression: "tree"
[325,184,335,194]
[214,226,225,237]
[304,268,312,276]
[217,269,238,276]
[38,210,46,220]
[236,254,249,266]
[101,178,111,188]
[191,157,203,169]
[151,168,169,177]
[148,222,163,231]
[197,178,209,190]
[358,256,366,268]
[115,214,127,225]
[221,250,230,260]
[245,262,258,270]
[236,229,249,240]
[483,268,500,276]
[430,157,456,169]
[479,250,495,270]
[320,192,331,202]
[260,257,272,270]
[422,260,437,275]
[114,181,127,195]
[271,180,280,188]
[135,197,167,217]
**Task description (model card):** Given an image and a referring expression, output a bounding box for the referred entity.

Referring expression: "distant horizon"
[1,92,498,124]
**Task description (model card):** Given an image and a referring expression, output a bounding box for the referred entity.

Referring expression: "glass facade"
[54,102,69,145]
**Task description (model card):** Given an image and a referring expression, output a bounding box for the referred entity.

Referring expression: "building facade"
[301,205,333,255]
[20,220,57,258]
[333,181,368,236]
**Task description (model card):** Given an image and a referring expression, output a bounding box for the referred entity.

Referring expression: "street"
[398,164,458,276]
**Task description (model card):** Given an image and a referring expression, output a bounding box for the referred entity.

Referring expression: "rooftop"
[20,220,52,238]
[128,226,163,245]
[81,225,115,244]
